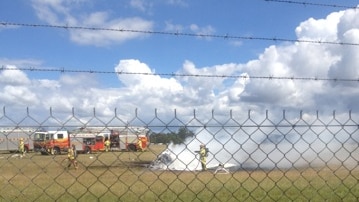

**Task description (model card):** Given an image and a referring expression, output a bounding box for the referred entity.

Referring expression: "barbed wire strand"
[263,0,359,10]
[1,66,359,83]
[1,22,359,46]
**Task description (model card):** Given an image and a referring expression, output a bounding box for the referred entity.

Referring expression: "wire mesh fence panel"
[0,108,359,201]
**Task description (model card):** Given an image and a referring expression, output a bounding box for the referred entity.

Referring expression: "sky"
[1,0,359,123]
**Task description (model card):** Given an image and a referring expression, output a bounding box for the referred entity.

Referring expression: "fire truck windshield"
[34,132,45,141]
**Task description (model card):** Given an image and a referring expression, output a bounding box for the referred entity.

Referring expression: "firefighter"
[50,148,54,155]
[67,144,78,170]
[18,138,25,158]
[72,144,77,159]
[104,138,111,152]
[49,140,54,155]
[137,138,143,152]
[199,144,207,171]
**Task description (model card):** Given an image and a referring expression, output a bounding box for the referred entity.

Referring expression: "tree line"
[150,127,195,144]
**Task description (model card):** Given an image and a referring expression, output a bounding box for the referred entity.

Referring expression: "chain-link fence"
[0,108,358,201]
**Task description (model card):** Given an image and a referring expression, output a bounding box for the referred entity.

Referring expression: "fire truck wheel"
[53,147,61,155]
[40,148,48,155]
[128,144,136,151]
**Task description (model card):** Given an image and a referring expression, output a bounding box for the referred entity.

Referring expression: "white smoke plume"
[152,112,359,171]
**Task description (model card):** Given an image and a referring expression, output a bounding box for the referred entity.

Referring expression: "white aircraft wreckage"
[149,150,237,172]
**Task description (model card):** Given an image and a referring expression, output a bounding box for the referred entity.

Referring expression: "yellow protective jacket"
[200,147,206,160]
[68,148,75,160]
[19,140,25,151]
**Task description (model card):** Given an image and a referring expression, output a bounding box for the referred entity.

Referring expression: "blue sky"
[1,0,359,121]
[1,1,353,75]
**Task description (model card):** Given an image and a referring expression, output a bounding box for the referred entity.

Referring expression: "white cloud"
[3,6,359,119]
[337,8,359,40]
[0,86,37,106]
[164,21,184,33]
[164,22,216,41]
[0,23,19,31]
[0,65,31,86]
[36,79,61,89]
[190,24,215,39]
[328,30,359,85]
[114,59,184,110]
[209,8,359,112]
[0,58,43,68]
[229,40,243,47]
[74,16,152,46]
[295,11,342,41]
[130,0,153,12]
[31,0,76,25]
[164,0,188,7]
[31,0,154,46]
[0,66,37,106]
[226,74,249,102]
[178,61,240,106]
[328,9,359,86]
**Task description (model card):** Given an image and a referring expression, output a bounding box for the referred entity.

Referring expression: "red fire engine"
[71,127,149,153]
[34,130,71,155]
[34,127,149,154]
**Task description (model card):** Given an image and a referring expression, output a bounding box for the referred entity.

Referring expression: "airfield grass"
[0,145,359,202]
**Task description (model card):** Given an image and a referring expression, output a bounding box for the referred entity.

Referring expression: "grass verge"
[0,144,358,201]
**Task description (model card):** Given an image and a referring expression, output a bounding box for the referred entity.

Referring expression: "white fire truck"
[0,127,36,153]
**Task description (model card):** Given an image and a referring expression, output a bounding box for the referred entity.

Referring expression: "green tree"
[177,127,194,142]
[150,127,194,144]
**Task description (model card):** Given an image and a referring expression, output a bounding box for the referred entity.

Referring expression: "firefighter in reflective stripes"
[67,144,78,170]
[200,144,207,171]
[19,138,25,158]
[137,138,143,152]
[104,139,111,152]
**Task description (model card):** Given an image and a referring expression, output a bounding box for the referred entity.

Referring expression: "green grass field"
[0,144,358,202]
